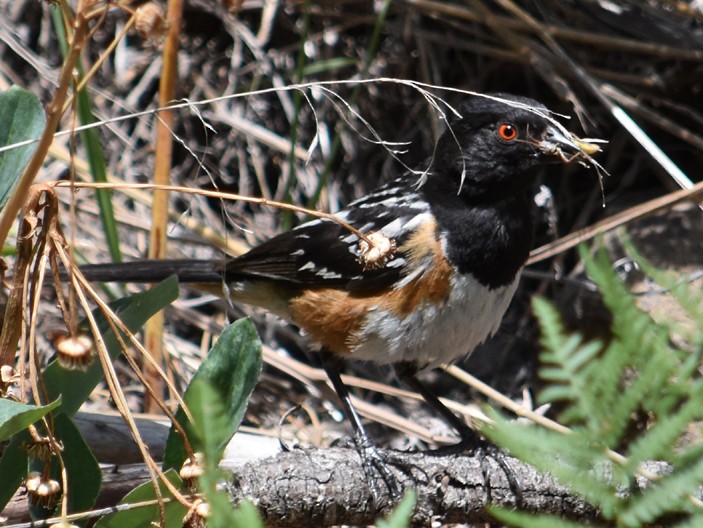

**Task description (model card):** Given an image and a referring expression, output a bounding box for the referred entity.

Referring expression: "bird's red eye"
[498,123,518,141]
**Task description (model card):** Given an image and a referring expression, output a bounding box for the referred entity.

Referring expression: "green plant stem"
[50,8,122,263]
[280,0,312,232]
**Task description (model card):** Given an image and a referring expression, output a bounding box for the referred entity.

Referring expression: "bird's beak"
[538,124,602,162]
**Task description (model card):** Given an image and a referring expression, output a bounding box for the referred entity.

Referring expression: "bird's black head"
[427,94,585,201]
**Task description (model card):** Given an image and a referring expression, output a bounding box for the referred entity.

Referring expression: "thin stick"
[51,181,380,248]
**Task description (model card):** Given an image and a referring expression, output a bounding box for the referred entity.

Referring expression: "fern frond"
[619,456,703,526]
[672,439,703,471]
[622,237,703,381]
[532,295,568,354]
[533,296,603,425]
[580,247,685,446]
[490,507,600,528]
[578,247,648,418]
[623,237,703,347]
[486,419,617,507]
[624,383,703,472]
[602,346,676,447]
[491,243,703,526]
[672,511,703,528]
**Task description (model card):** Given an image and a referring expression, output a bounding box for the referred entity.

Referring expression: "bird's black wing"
[223,177,430,293]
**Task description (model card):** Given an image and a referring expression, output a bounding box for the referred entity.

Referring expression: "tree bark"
[3,415,686,527]
[224,447,601,527]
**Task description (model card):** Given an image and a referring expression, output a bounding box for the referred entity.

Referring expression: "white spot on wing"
[316,268,343,279]
[385,258,405,268]
[297,219,322,229]
[402,212,431,232]
[380,218,404,238]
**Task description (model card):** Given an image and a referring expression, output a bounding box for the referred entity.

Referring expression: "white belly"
[351,272,520,368]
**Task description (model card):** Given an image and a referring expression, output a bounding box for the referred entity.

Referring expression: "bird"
[73,94,598,500]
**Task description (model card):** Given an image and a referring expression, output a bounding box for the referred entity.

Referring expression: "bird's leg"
[320,353,402,503]
[394,363,522,505]
[395,363,479,449]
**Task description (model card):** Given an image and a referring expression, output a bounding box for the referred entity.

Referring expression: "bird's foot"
[427,436,523,506]
[473,440,523,506]
[355,437,404,506]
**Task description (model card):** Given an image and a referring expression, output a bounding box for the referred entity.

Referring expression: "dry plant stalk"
[143,0,186,414]
[2,184,204,522]
[528,179,703,264]
[52,180,395,257]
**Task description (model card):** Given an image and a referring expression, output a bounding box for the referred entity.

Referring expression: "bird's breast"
[349,271,520,367]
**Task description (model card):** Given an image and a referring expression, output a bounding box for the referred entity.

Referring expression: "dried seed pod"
[55,333,94,371]
[23,435,62,461]
[1,364,18,396]
[357,231,397,270]
[179,453,205,489]
[183,499,210,528]
[135,2,168,41]
[25,472,61,508]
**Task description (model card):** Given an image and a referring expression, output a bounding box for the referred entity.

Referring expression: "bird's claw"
[356,440,403,505]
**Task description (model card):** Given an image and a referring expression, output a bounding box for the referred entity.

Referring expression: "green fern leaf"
[672,511,703,528]
[602,350,675,447]
[490,507,599,528]
[534,297,604,426]
[619,456,703,526]
[490,243,703,526]
[486,419,617,507]
[624,385,703,472]
[622,237,703,346]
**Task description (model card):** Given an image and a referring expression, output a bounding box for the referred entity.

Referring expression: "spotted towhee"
[75,94,598,499]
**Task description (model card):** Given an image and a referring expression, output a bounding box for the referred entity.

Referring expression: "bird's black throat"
[423,186,535,290]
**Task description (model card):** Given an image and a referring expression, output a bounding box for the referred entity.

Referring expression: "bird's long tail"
[72,259,225,284]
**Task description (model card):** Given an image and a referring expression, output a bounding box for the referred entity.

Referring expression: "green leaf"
[0,86,45,209]
[0,397,60,441]
[53,413,102,515]
[183,380,266,528]
[163,318,262,471]
[50,10,121,263]
[186,379,229,467]
[229,500,265,528]
[0,279,177,513]
[94,470,187,528]
[43,276,179,417]
[0,429,32,512]
[376,490,416,528]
